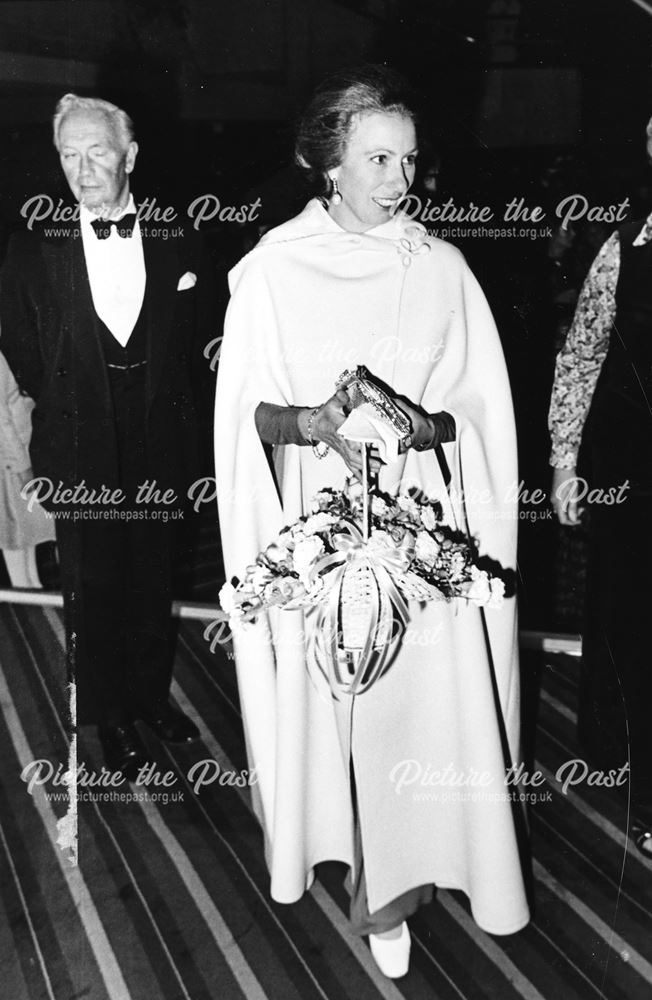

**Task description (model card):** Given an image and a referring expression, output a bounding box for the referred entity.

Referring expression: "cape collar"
[259,198,429,252]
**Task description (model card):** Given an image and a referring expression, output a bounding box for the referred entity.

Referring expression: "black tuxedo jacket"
[0,215,215,511]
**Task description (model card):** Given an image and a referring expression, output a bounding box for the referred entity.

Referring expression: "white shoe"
[369,922,411,978]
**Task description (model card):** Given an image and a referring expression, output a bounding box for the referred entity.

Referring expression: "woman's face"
[329,112,418,232]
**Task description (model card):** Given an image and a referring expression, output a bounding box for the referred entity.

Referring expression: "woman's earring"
[330,176,342,206]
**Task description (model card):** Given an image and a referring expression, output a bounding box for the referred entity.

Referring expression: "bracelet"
[306,407,330,459]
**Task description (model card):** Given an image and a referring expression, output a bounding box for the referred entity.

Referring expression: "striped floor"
[1,603,650,1000]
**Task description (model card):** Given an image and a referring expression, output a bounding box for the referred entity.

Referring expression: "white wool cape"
[214,199,530,933]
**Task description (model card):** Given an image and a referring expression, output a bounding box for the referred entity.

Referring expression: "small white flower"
[293,535,325,581]
[396,495,420,521]
[488,578,505,608]
[450,552,467,574]
[466,571,491,606]
[419,505,438,530]
[415,531,440,566]
[304,512,336,534]
[250,563,274,594]
[279,527,295,549]
[371,496,391,517]
[219,582,238,615]
[265,541,291,564]
[309,490,336,513]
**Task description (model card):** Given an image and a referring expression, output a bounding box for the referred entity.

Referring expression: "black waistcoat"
[607,220,652,410]
[98,306,148,495]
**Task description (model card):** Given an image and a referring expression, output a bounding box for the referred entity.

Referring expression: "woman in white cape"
[214,66,530,977]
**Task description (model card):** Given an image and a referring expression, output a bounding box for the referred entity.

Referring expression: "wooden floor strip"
[138,795,277,1000]
[533,859,652,985]
[0,659,131,1000]
[438,893,548,1000]
[0,820,57,1000]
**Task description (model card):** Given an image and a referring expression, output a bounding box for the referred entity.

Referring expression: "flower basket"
[219,476,505,699]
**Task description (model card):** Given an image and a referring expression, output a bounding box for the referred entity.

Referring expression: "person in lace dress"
[549,154,652,855]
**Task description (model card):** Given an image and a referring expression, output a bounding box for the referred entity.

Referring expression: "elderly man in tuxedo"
[1,94,214,777]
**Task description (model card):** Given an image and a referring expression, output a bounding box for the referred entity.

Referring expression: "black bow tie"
[90,213,137,240]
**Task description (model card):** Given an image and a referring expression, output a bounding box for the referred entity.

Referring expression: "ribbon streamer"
[304,522,412,699]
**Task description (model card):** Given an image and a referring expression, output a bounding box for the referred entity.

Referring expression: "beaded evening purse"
[335,366,412,451]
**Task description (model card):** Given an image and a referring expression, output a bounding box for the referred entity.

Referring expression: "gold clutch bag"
[335,366,412,449]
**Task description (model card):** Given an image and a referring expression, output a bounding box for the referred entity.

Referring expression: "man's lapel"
[44,227,111,398]
[141,228,178,409]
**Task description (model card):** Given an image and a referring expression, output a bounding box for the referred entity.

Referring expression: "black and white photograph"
[0,1,651,997]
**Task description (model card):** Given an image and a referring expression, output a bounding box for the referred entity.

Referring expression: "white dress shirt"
[80,195,146,346]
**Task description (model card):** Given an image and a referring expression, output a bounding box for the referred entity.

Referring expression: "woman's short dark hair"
[295,65,419,197]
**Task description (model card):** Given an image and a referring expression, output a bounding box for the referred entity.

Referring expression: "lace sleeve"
[548,232,620,468]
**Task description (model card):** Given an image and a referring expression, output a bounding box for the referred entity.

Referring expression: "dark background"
[1,0,651,629]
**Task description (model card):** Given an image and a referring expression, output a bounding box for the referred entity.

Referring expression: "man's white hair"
[52,93,135,151]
